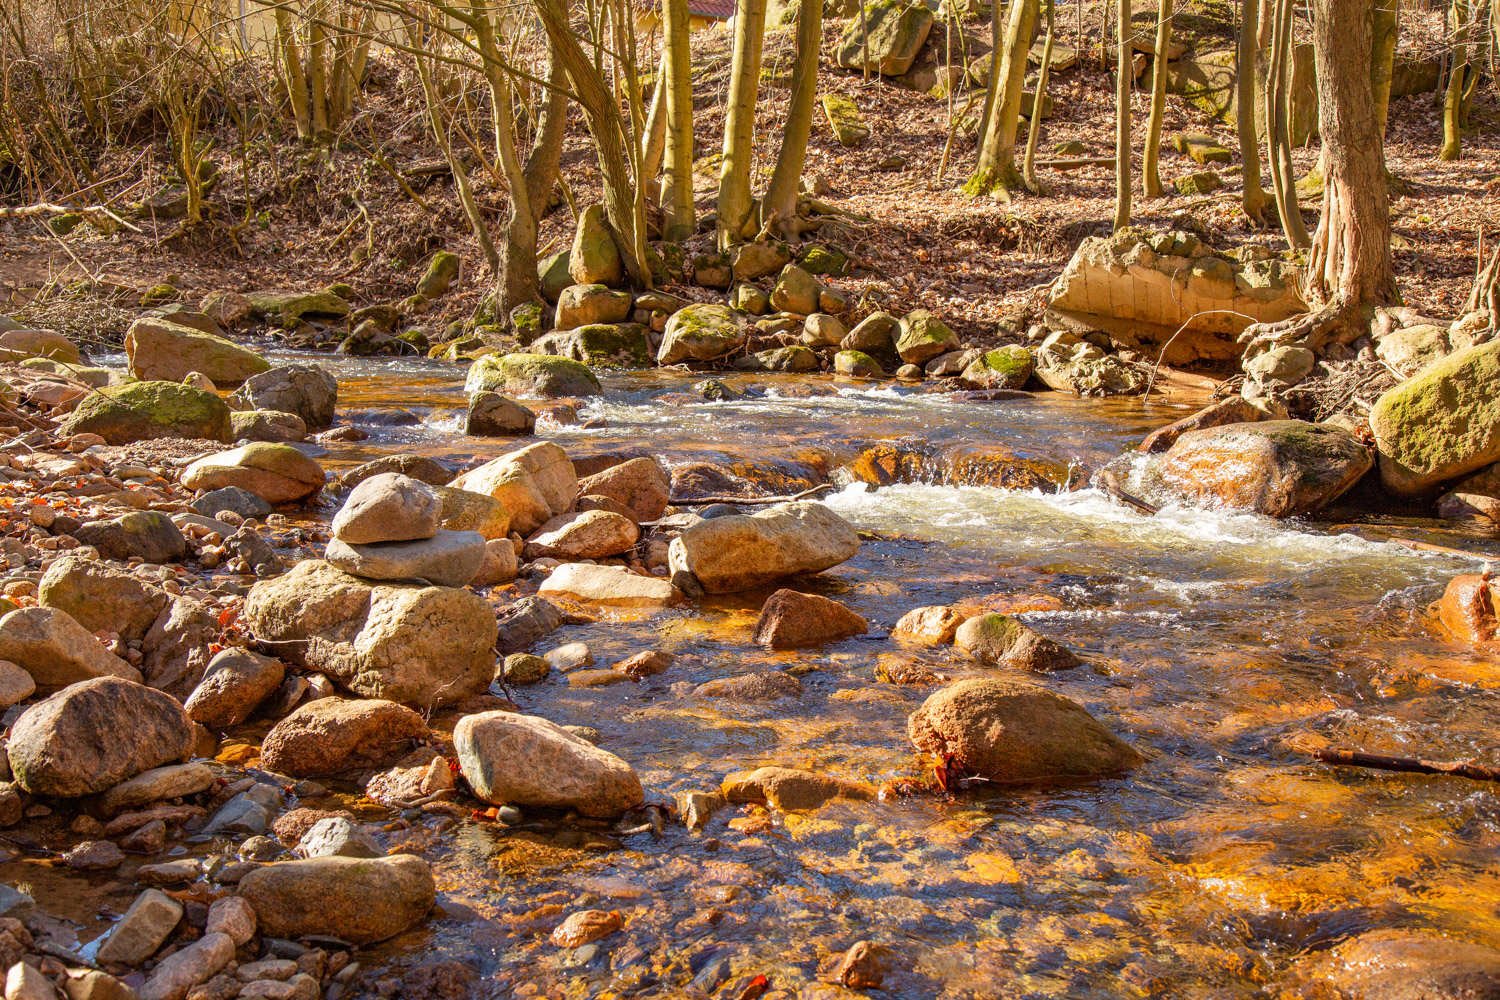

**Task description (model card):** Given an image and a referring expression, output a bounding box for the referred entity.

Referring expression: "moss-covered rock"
[733,346,822,372]
[1033,353,1147,396]
[248,290,351,323]
[538,250,573,303]
[58,381,233,445]
[797,245,850,276]
[834,350,884,378]
[46,213,84,236]
[821,94,870,147]
[569,204,624,287]
[732,242,793,282]
[658,304,745,365]
[895,310,960,365]
[532,324,652,368]
[416,251,461,299]
[1173,170,1223,196]
[1370,340,1500,496]
[770,264,822,315]
[730,284,771,315]
[18,359,116,387]
[510,302,545,345]
[139,284,180,307]
[960,345,1033,390]
[692,252,734,289]
[555,284,633,331]
[465,353,602,398]
[835,1,935,76]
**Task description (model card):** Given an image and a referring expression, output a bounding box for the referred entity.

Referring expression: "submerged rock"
[8,677,195,797]
[1311,928,1500,1000]
[694,671,803,701]
[721,766,874,812]
[259,697,428,776]
[669,502,860,594]
[907,678,1142,783]
[237,855,435,945]
[1437,574,1500,644]
[244,559,497,707]
[455,711,644,818]
[1155,420,1371,517]
[954,613,1082,672]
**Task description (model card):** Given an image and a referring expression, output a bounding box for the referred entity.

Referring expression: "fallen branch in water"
[668,484,838,507]
[1290,736,1500,783]
[1097,481,1158,515]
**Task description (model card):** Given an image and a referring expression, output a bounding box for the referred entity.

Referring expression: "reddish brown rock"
[752,590,868,648]
[721,766,875,811]
[577,457,671,522]
[892,606,965,644]
[612,650,675,680]
[1138,397,1271,454]
[259,699,428,777]
[1437,574,1500,644]
[550,910,622,947]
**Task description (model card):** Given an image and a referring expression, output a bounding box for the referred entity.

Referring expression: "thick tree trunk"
[1238,0,1267,219]
[1306,0,1395,316]
[661,0,696,241]
[717,0,767,247]
[763,0,821,238]
[1143,0,1173,198]
[967,0,1038,197]
[1023,0,1056,193]
[1113,0,1131,230]
[274,8,312,143]
[1441,0,1470,160]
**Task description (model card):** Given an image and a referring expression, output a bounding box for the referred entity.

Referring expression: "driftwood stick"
[1292,740,1500,783]
[1097,481,1159,515]
[0,202,142,233]
[668,484,839,507]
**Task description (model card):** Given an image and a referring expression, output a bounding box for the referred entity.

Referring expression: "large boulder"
[260,697,428,776]
[1369,340,1500,496]
[895,310,960,365]
[332,473,442,545]
[1155,420,1372,517]
[569,204,624,287]
[325,529,488,588]
[448,441,577,536]
[181,443,326,505]
[907,678,1142,783]
[244,559,498,707]
[1137,397,1271,453]
[1167,44,1318,146]
[1033,346,1148,397]
[1046,230,1307,364]
[0,607,141,694]
[531,324,652,368]
[0,328,79,363]
[464,353,601,398]
[247,289,351,323]
[658,304,745,365]
[466,392,537,437]
[554,284,632,331]
[577,457,671,522]
[340,454,455,490]
[125,317,270,386]
[237,855,435,945]
[227,365,338,430]
[835,1,934,76]
[7,676,195,796]
[669,502,861,594]
[38,555,169,642]
[58,381,233,445]
[455,711,644,818]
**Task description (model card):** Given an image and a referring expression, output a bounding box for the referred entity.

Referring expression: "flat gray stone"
[324,530,486,588]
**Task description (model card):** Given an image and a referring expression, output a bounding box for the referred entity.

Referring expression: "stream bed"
[17,353,1500,998]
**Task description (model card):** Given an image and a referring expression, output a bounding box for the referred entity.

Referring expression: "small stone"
[96,888,184,965]
[138,932,235,1000]
[234,960,297,984]
[204,896,256,946]
[5,964,59,1000]
[550,910,622,948]
[544,643,593,673]
[613,650,674,680]
[295,817,381,859]
[834,940,888,989]
[62,840,126,870]
[501,653,550,686]
[954,613,1082,672]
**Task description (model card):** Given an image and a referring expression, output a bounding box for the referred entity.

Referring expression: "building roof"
[637,0,736,19]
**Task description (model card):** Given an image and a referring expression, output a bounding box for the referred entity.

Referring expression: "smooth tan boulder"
[455,711,644,818]
[449,441,577,536]
[523,510,638,561]
[721,766,874,812]
[181,444,326,505]
[0,606,141,694]
[259,697,428,776]
[752,590,867,648]
[537,563,683,608]
[668,502,860,594]
[237,855,435,945]
[125,316,269,385]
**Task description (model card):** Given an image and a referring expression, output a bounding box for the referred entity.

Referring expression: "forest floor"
[2,3,1498,351]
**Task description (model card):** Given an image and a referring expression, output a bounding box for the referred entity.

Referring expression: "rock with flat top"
[523,511,638,561]
[538,563,684,608]
[0,606,141,694]
[181,444,325,505]
[752,590,867,647]
[325,529,487,588]
[669,502,860,594]
[96,889,183,966]
[138,931,234,1000]
[236,854,435,944]
[126,316,269,386]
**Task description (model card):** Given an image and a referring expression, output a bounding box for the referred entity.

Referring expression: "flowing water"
[22,354,1500,997]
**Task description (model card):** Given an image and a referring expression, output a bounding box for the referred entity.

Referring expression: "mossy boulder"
[733,346,822,372]
[822,94,870,147]
[1173,133,1233,165]
[569,204,624,287]
[532,324,652,368]
[126,317,269,386]
[510,302,545,344]
[58,381,233,445]
[555,284,633,331]
[538,250,573,303]
[47,213,84,236]
[1370,341,1500,496]
[692,252,734,289]
[658,305,745,366]
[19,358,116,387]
[1173,170,1223,196]
[248,290,351,322]
[960,345,1033,390]
[415,251,461,299]
[731,284,771,315]
[835,350,884,378]
[895,310,960,365]
[836,1,935,76]
[465,353,602,398]
[798,245,849,277]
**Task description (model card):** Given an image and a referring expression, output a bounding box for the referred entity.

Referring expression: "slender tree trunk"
[471,0,540,313]
[660,0,696,241]
[1266,0,1310,247]
[1238,0,1268,219]
[1441,0,1470,160]
[717,0,767,247]
[1257,0,1274,47]
[1369,0,1398,139]
[967,0,1038,197]
[1306,0,1395,317]
[1023,0,1056,193]
[1143,0,1173,198]
[274,8,312,143]
[308,5,327,137]
[763,0,820,238]
[1113,0,1132,230]
[975,0,1005,150]
[524,7,571,227]
[642,57,669,180]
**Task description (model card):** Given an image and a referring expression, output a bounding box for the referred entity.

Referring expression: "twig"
[1097,481,1158,515]
[1291,737,1500,783]
[0,202,142,233]
[663,484,838,508]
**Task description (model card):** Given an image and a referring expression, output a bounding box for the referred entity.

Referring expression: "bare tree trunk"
[1257,0,1274,47]
[1265,0,1310,247]
[763,0,821,238]
[308,4,328,137]
[1238,0,1268,219]
[1369,0,1398,139]
[661,0,695,241]
[717,0,767,247]
[642,58,669,180]
[967,0,1038,197]
[524,6,571,227]
[1113,0,1132,230]
[1441,0,1470,160]
[1023,0,1057,193]
[274,7,312,143]
[1143,0,1173,198]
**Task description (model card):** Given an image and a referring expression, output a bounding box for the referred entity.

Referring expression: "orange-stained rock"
[1138,397,1271,454]
[892,606,965,644]
[1437,574,1500,643]
[752,590,868,648]
[550,909,622,947]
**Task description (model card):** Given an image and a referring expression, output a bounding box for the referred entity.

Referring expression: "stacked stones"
[324,474,486,588]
